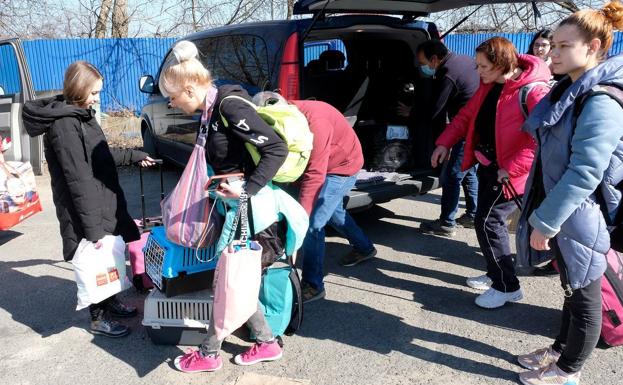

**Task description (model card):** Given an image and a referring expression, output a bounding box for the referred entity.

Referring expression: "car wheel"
[141,124,158,157]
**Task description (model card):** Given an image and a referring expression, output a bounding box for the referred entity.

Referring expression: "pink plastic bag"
[212,192,262,341]
[161,131,221,248]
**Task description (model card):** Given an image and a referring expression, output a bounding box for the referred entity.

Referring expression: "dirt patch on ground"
[100,115,144,150]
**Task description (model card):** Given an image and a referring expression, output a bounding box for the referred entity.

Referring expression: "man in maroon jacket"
[292,99,376,303]
[253,92,377,303]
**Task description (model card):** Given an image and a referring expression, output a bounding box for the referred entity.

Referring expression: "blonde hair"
[63,61,103,106]
[159,40,212,97]
[560,1,623,59]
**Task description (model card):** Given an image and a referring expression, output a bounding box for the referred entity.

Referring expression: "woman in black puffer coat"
[22,61,154,338]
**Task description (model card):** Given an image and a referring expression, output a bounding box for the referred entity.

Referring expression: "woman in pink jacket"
[431,37,550,309]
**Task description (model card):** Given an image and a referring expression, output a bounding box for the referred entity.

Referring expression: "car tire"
[141,124,158,157]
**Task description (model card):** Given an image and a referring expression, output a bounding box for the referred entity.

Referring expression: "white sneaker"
[466,274,492,290]
[519,362,581,385]
[517,346,561,370]
[475,287,523,309]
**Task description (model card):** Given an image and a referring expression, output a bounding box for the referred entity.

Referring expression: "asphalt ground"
[0,165,621,385]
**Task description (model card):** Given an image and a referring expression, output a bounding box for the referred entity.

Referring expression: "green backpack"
[219,95,313,183]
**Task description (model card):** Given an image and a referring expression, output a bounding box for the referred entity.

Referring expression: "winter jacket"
[22,96,147,261]
[429,52,480,123]
[436,54,551,197]
[517,56,623,290]
[290,100,364,215]
[207,85,288,196]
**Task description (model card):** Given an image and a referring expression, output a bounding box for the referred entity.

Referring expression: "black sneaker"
[90,318,130,338]
[456,214,476,229]
[419,219,457,237]
[339,247,377,267]
[105,297,138,318]
[302,282,326,304]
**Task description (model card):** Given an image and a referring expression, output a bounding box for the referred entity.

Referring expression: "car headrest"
[319,50,345,70]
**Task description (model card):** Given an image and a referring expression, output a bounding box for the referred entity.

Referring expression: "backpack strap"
[218,95,257,128]
[573,84,623,124]
[284,253,304,335]
[519,81,548,119]
[572,84,623,242]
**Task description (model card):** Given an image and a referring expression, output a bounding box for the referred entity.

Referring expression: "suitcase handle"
[139,159,165,228]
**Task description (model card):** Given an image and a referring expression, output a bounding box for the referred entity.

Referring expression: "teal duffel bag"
[252,256,303,339]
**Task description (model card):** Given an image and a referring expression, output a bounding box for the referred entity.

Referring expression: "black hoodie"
[22,96,147,261]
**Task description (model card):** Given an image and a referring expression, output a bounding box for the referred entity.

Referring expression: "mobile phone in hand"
[204,173,245,190]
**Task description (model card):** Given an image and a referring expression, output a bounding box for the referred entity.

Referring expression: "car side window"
[195,38,219,72]
[0,43,23,97]
[210,34,270,94]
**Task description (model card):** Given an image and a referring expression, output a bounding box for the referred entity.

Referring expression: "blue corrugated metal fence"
[22,38,175,113]
[8,32,623,114]
[444,32,623,57]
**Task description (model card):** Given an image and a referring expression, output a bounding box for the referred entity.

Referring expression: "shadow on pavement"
[0,259,76,337]
[298,299,520,381]
[0,257,177,377]
[349,205,484,272]
[327,255,559,339]
[0,230,22,246]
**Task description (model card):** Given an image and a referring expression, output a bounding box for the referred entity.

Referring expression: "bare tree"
[433,1,606,34]
[95,0,112,38]
[111,0,129,37]
[286,0,294,20]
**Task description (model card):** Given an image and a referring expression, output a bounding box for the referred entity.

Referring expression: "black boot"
[105,296,138,318]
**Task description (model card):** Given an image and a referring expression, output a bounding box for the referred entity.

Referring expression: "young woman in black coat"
[22,61,155,338]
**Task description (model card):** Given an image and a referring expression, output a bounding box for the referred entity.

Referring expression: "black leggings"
[552,275,602,374]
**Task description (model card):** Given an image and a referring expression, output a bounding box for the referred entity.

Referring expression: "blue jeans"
[439,141,478,226]
[302,175,374,291]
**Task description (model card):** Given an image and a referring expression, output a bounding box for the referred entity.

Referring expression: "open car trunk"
[294,0,554,15]
[301,20,440,208]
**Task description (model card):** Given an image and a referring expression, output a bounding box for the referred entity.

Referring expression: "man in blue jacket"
[399,40,480,236]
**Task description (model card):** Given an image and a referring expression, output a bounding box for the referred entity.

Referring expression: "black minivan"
[138,0,546,209]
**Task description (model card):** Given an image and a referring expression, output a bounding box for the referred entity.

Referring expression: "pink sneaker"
[234,341,283,366]
[174,349,223,373]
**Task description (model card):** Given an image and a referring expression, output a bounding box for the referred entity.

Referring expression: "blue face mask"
[420,64,436,77]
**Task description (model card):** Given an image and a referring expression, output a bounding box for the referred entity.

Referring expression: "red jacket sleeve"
[436,86,484,149]
[298,117,332,215]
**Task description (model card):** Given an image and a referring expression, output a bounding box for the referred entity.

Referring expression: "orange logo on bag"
[108,268,119,282]
[96,273,108,286]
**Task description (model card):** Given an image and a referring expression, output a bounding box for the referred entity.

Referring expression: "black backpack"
[573,84,623,252]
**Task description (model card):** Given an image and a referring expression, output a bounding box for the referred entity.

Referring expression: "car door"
[0,39,40,174]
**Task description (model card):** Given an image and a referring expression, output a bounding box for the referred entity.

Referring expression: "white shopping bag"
[71,235,131,310]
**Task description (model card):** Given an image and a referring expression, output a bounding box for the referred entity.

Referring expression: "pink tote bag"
[161,129,221,248]
[212,191,262,341]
